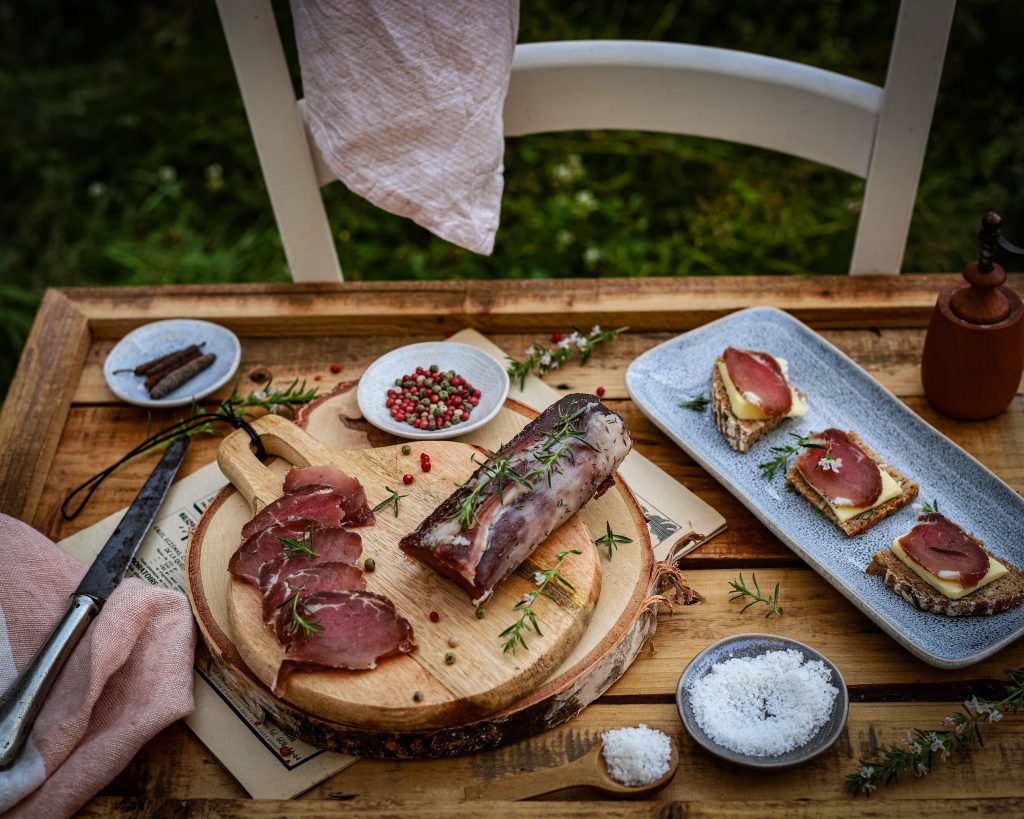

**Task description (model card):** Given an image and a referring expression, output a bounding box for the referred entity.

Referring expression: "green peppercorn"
[430,364,439,372]
[475,606,485,619]
[444,652,456,665]
[364,558,376,572]
[401,444,412,456]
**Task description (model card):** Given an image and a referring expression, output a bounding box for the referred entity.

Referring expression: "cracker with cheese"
[711,347,808,453]
[867,511,1024,616]
[783,428,918,536]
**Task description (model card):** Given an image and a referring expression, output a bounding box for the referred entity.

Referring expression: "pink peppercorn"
[596,386,606,397]
[330,363,342,374]
[403,474,415,485]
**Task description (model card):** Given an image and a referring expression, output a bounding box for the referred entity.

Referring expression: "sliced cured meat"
[400,393,631,604]
[722,347,792,417]
[795,428,883,508]
[229,522,309,585]
[241,486,347,541]
[261,562,366,640]
[899,513,990,589]
[283,465,375,527]
[271,590,416,696]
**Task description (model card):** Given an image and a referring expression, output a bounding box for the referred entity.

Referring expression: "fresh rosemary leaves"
[506,326,627,389]
[277,587,324,645]
[453,405,599,530]
[758,433,827,480]
[728,572,783,617]
[594,521,633,560]
[678,394,710,412]
[921,498,940,514]
[371,486,408,518]
[278,527,318,561]
[847,667,1024,795]
[500,549,580,654]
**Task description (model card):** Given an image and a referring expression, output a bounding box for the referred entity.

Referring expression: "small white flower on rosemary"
[817,447,842,473]
[500,549,580,654]
[728,572,783,617]
[532,571,546,586]
[505,326,627,390]
[594,521,633,560]
[371,485,408,518]
[846,666,1024,796]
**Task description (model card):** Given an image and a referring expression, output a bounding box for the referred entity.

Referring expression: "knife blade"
[0,435,190,770]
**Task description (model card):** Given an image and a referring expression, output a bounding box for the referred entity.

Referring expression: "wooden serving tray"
[186,385,674,758]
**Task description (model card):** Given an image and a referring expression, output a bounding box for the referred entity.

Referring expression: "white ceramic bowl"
[103,319,241,409]
[357,342,510,440]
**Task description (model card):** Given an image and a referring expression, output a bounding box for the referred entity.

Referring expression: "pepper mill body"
[921,214,1024,420]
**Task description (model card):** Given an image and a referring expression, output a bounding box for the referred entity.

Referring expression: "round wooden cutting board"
[187,384,683,758]
[192,412,601,730]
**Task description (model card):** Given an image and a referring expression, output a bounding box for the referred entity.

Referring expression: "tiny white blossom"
[558,337,574,349]
[539,352,553,368]
[964,696,982,713]
[269,404,281,414]
[987,709,1003,722]
[942,716,955,727]
[254,391,268,400]
[521,592,536,605]
[590,325,601,336]
[575,335,588,350]
[862,781,877,793]
[912,502,925,514]
[533,571,546,586]
[818,455,843,473]
[915,762,929,776]
[859,766,875,779]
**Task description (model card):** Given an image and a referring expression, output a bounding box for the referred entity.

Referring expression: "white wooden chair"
[216,0,955,282]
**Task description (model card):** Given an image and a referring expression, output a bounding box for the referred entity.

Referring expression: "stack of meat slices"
[228,464,416,697]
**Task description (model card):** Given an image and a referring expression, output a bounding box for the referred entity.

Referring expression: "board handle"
[217,414,339,512]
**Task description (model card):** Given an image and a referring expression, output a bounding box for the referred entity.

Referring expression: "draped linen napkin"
[291,0,520,255]
[0,514,195,818]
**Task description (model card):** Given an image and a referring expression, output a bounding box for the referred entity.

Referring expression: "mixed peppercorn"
[386,364,481,431]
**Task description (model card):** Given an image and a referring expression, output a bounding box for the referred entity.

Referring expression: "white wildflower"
[254,391,267,400]
[532,571,546,586]
[862,781,877,794]
[539,352,553,368]
[915,761,929,776]
[859,766,875,779]
[590,325,601,336]
[818,455,843,473]
[558,337,574,349]
[942,716,955,727]
[928,733,945,753]
[987,709,1003,722]
[964,696,982,713]
[521,592,536,606]
[575,334,589,350]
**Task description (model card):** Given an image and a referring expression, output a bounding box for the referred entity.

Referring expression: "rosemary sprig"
[371,486,408,518]
[758,433,828,480]
[847,667,1024,795]
[276,587,324,645]
[529,405,601,487]
[500,549,580,654]
[454,449,533,530]
[594,521,633,560]
[220,377,319,417]
[728,572,783,617]
[921,498,940,514]
[678,394,710,412]
[278,527,318,561]
[506,326,628,389]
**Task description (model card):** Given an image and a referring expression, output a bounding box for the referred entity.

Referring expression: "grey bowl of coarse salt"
[676,633,849,769]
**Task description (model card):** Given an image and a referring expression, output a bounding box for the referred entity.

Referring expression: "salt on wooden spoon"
[464,734,678,800]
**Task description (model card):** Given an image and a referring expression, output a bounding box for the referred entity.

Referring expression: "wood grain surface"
[2,276,1023,815]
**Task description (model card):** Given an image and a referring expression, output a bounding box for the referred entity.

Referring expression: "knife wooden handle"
[0,594,99,770]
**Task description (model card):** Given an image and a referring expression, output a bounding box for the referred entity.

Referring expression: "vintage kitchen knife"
[0,434,190,770]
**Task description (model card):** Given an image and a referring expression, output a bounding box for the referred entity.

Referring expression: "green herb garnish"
[678,394,709,412]
[506,326,627,390]
[728,572,783,617]
[758,433,828,480]
[500,549,580,654]
[594,521,633,560]
[371,486,408,518]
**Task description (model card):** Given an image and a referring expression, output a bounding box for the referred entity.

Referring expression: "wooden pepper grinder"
[921,212,1024,419]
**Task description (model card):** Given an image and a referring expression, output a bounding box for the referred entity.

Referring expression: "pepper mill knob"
[950,212,1011,325]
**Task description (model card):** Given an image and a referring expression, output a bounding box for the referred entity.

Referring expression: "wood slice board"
[187,384,673,757]
[194,412,600,730]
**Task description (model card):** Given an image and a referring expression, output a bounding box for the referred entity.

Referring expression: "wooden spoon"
[464,737,678,800]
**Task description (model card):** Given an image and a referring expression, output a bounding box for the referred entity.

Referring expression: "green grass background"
[2,0,1022,402]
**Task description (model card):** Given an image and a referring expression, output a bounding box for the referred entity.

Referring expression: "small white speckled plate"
[676,633,848,768]
[626,306,1024,668]
[103,319,241,409]
[357,341,510,440]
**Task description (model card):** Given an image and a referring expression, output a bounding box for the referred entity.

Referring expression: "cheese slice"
[717,358,808,421]
[827,469,903,522]
[891,538,1007,600]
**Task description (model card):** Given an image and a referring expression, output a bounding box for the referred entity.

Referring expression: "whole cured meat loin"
[230,524,363,586]
[722,347,792,416]
[272,589,416,696]
[899,512,990,589]
[283,464,375,527]
[794,428,882,508]
[241,485,364,541]
[260,562,366,640]
[399,393,632,604]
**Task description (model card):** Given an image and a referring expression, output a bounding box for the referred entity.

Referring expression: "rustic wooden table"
[2,276,1023,817]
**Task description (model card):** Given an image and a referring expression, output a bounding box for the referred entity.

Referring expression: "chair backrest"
[216,0,955,282]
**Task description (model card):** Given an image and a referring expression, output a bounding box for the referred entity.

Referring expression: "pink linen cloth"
[291,0,520,255]
[0,514,195,818]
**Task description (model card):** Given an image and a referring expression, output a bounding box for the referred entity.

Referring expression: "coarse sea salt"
[687,649,838,757]
[600,724,672,787]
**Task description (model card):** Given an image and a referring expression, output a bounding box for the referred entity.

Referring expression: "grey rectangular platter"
[625,306,1024,668]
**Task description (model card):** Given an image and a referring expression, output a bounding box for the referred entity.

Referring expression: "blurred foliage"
[1,0,1022,401]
